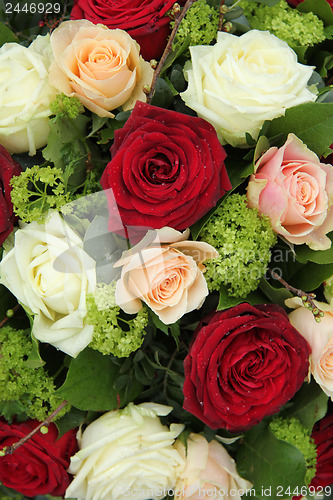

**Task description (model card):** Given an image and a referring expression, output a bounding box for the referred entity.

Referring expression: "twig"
[0,400,68,456]
[146,0,199,104]
[268,268,323,322]
[0,304,21,329]
[218,0,226,31]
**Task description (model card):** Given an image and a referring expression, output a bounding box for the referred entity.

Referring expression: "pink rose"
[247,134,333,250]
[287,298,333,399]
[114,227,218,324]
[174,434,252,500]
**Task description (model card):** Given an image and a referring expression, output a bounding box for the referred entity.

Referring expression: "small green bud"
[0,448,6,456]
[223,22,233,32]
[143,84,151,94]
[315,316,322,323]
[6,309,14,318]
[312,308,319,316]
[150,59,158,70]
[40,425,49,434]
[220,5,229,14]
[301,295,308,302]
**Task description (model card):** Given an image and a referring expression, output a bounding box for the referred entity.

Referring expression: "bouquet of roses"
[0,0,333,499]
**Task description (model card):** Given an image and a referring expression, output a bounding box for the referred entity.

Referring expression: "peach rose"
[114,227,218,324]
[174,434,252,500]
[287,298,333,399]
[247,134,333,250]
[48,20,153,117]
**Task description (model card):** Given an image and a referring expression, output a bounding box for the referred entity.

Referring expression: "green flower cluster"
[0,327,67,422]
[172,0,219,52]
[200,194,276,297]
[86,283,148,358]
[269,417,317,485]
[240,0,325,47]
[10,165,71,223]
[50,93,83,119]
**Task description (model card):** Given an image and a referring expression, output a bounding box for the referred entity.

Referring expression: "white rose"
[0,212,96,357]
[0,34,58,156]
[65,402,185,500]
[181,30,317,147]
[175,434,252,500]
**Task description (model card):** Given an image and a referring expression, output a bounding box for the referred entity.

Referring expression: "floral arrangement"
[0,0,333,499]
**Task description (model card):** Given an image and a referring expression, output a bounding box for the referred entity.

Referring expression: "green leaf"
[97,119,126,144]
[151,78,176,108]
[237,422,307,500]
[296,0,333,26]
[295,233,333,264]
[290,261,333,290]
[55,407,87,438]
[148,308,181,342]
[287,381,328,431]
[266,103,333,157]
[258,278,293,306]
[87,114,109,137]
[0,22,17,45]
[56,348,142,411]
[217,284,267,310]
[26,334,45,369]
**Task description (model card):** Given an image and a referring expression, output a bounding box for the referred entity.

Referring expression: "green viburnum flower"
[50,93,83,119]
[10,165,71,223]
[86,283,148,358]
[269,417,317,485]
[240,0,325,47]
[200,194,276,297]
[172,0,219,52]
[0,326,68,422]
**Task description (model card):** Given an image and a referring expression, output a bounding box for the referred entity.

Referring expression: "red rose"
[0,419,77,497]
[0,146,22,246]
[70,0,184,61]
[183,303,311,433]
[287,0,333,8]
[100,102,231,233]
[310,413,333,488]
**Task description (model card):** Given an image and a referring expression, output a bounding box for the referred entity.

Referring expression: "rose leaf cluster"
[0,419,77,497]
[85,282,148,358]
[240,0,325,47]
[0,326,68,422]
[269,417,317,485]
[10,165,71,224]
[172,0,219,54]
[200,194,277,298]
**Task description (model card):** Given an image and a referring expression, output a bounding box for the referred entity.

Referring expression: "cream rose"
[175,434,252,500]
[181,30,317,147]
[287,298,333,399]
[0,35,57,155]
[49,20,153,117]
[0,212,96,357]
[247,134,333,250]
[114,227,218,324]
[65,402,185,500]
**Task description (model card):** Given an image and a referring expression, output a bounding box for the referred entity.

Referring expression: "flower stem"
[1,400,68,456]
[0,304,20,329]
[218,0,226,31]
[146,0,199,104]
[268,268,324,321]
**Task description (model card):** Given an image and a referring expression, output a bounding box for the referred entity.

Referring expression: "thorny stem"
[0,401,69,456]
[0,304,20,329]
[218,0,226,31]
[268,268,324,321]
[146,0,199,104]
